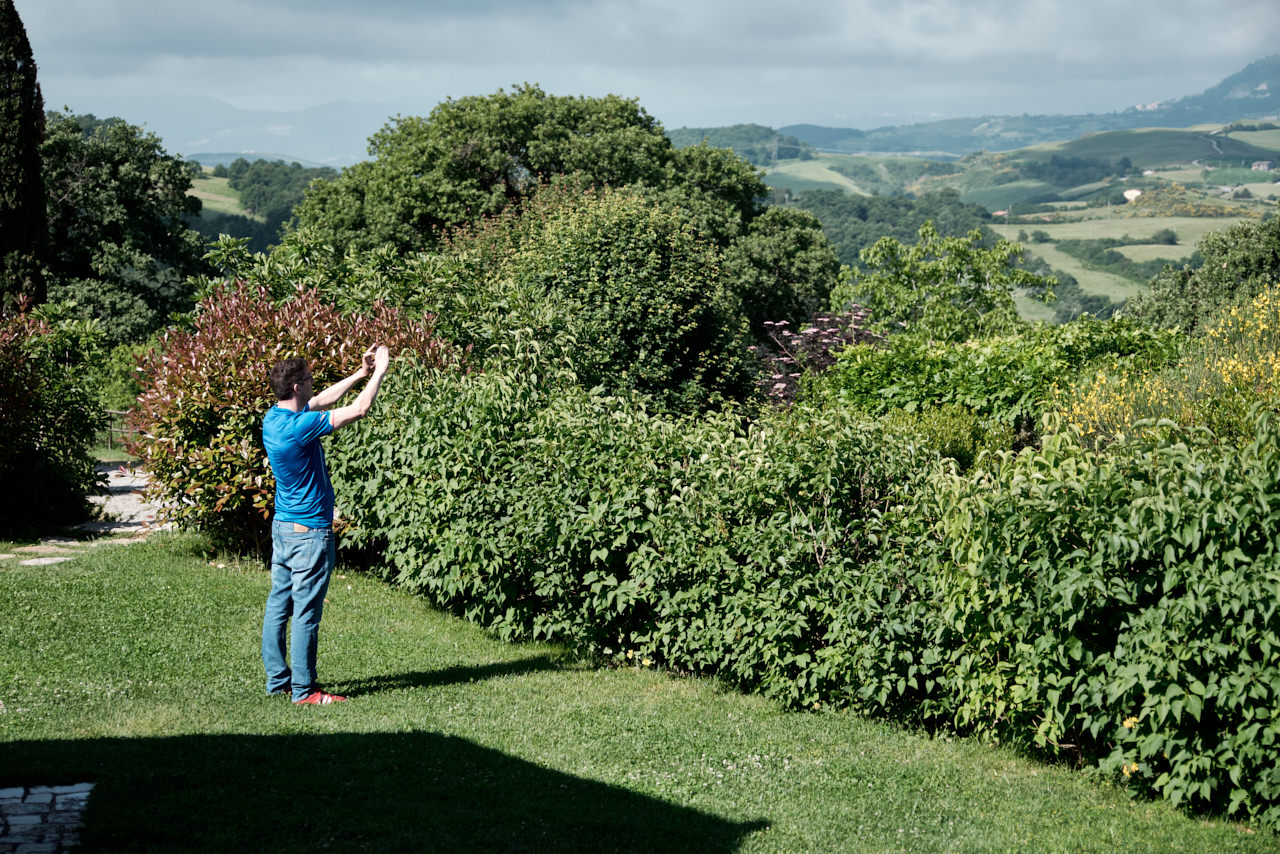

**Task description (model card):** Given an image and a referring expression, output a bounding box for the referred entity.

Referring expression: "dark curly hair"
[269,358,310,400]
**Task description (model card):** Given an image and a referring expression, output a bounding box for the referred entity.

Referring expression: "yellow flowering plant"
[1058,284,1280,444]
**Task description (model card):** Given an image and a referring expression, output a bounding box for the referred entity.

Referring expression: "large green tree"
[290,85,841,335]
[292,85,673,254]
[41,112,208,346]
[722,206,843,338]
[0,0,46,308]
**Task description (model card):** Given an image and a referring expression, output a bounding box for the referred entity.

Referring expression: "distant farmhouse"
[1251,160,1274,171]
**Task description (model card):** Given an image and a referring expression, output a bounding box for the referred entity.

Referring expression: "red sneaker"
[294,690,347,705]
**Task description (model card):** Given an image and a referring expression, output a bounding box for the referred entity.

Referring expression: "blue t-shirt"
[263,405,335,528]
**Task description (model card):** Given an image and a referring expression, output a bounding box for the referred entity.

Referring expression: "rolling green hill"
[1017,127,1280,168]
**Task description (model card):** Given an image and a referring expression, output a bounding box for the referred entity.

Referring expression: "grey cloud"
[16,0,1280,126]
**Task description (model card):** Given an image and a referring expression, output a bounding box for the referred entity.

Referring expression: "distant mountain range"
[773,55,1280,158]
[43,94,403,166]
[51,56,1280,168]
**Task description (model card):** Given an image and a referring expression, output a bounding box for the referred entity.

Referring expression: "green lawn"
[0,534,1273,851]
[995,215,1247,244]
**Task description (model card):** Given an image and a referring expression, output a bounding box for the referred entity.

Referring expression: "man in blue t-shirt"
[261,344,390,705]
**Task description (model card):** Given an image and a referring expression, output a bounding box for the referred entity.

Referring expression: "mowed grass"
[1,535,1273,852]
[1020,242,1146,302]
[992,213,1255,303]
[994,215,1248,244]
[1115,243,1197,263]
[1228,129,1280,155]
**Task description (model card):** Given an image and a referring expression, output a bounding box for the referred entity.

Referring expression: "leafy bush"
[128,280,457,554]
[89,337,156,412]
[212,184,758,414]
[720,205,843,338]
[1060,285,1280,444]
[463,185,753,411]
[830,222,1054,343]
[0,304,105,535]
[865,418,1280,825]
[329,344,935,708]
[880,404,1014,472]
[809,316,1179,442]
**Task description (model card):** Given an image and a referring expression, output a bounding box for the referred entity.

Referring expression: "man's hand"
[328,344,392,432]
[361,344,378,376]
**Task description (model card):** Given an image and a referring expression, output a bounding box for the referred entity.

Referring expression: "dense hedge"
[865,417,1280,825]
[328,343,1280,825]
[328,345,934,707]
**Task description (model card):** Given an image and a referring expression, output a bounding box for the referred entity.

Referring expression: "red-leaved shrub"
[129,280,461,554]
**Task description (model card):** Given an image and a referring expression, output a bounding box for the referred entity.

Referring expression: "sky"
[15,0,1280,131]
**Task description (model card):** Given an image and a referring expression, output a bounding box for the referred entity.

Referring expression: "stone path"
[0,465,166,569]
[79,465,166,536]
[1,466,162,851]
[0,785,93,853]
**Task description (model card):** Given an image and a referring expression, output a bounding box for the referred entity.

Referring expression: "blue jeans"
[262,520,335,701]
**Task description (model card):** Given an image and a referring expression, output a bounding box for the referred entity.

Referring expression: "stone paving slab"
[0,784,92,853]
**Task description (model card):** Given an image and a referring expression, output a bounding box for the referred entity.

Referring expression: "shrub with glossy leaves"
[128,280,458,554]
[0,304,105,535]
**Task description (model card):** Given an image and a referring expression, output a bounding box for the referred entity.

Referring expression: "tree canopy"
[783,188,993,267]
[289,85,841,335]
[42,111,209,347]
[291,85,675,254]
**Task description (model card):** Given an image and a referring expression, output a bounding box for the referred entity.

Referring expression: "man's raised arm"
[327,345,390,432]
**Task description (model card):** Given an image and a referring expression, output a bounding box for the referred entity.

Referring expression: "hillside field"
[765,155,871,194]
[765,122,1280,311]
[188,172,251,218]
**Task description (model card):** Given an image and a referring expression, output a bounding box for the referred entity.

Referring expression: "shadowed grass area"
[0,533,1272,851]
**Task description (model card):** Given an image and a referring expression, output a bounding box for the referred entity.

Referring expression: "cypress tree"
[0,0,47,308]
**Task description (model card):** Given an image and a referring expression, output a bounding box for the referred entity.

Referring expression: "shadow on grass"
[333,655,567,697]
[3,732,767,852]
